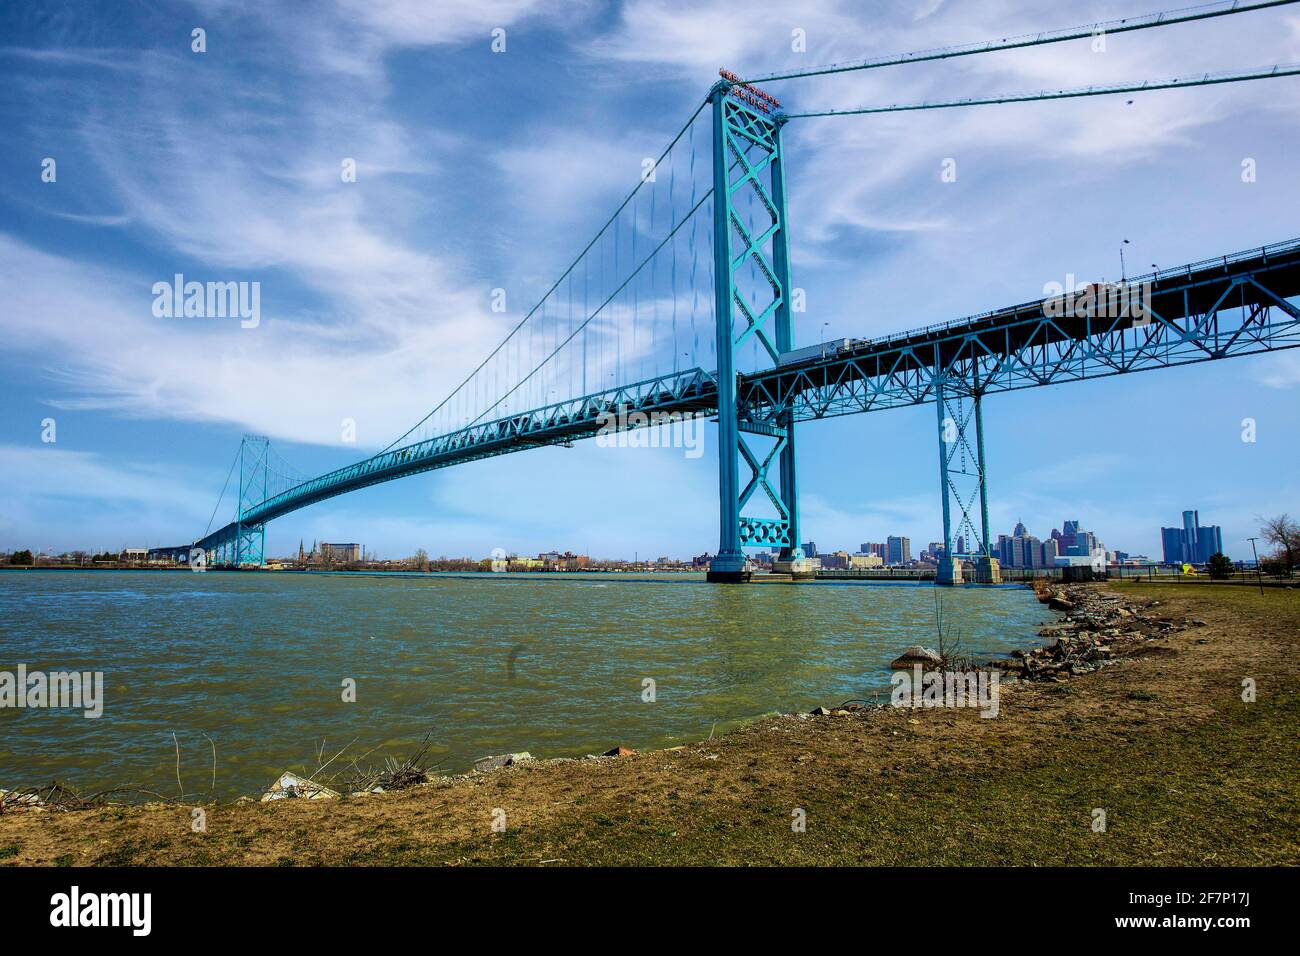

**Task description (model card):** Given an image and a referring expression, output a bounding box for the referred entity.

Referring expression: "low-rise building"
[320,542,362,563]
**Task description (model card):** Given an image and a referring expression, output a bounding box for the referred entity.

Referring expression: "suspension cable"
[202,445,241,539]
[378,95,713,454]
[462,189,715,430]
[784,63,1300,118]
[742,0,1299,84]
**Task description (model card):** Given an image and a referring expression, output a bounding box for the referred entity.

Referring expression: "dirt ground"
[1,581,1296,866]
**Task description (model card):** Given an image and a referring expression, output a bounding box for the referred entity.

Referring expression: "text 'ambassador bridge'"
[157,0,1300,584]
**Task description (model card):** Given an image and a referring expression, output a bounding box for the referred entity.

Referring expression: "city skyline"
[0,504,1262,565]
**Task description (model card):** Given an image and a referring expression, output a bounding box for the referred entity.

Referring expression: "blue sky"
[2,0,1299,562]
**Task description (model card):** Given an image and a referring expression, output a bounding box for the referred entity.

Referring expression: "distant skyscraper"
[1161,526,1186,564]
[1182,510,1199,564]
[1196,523,1223,562]
[886,536,911,565]
[1161,510,1223,563]
[1071,531,1098,558]
[801,542,818,559]
[999,520,1041,568]
[1058,520,1080,554]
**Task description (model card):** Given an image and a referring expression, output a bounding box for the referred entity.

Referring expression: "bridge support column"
[235,435,269,568]
[935,378,998,586]
[935,378,959,586]
[770,105,811,583]
[705,79,801,582]
[970,392,1001,585]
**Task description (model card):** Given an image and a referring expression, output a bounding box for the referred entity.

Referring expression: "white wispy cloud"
[0,232,494,449]
[0,444,219,550]
[11,0,1298,451]
[592,0,1300,248]
[0,46,137,70]
[1259,351,1300,388]
[0,444,206,511]
[2,2,574,449]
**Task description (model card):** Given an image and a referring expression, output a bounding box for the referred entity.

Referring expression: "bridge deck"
[183,369,719,554]
[741,237,1300,419]
[173,237,1300,557]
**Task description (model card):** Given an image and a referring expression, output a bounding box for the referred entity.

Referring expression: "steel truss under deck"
[740,238,1300,421]
[165,368,719,564]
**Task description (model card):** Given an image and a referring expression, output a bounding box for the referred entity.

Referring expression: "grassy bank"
[1,582,1296,866]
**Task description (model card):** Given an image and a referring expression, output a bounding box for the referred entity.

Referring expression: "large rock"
[473,752,533,772]
[261,771,339,802]
[0,788,45,811]
[890,645,942,669]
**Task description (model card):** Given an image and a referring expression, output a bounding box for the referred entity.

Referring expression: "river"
[0,570,1053,799]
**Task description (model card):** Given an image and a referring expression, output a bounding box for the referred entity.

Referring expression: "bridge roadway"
[172,236,1300,558]
[741,236,1300,420]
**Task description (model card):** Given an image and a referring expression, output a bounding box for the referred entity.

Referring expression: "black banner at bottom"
[0,866,1274,942]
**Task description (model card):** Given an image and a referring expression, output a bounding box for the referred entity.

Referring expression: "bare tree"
[1260,514,1299,575]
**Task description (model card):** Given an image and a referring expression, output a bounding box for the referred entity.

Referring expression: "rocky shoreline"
[991,581,1206,683]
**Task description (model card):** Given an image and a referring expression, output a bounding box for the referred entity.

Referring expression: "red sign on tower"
[719,69,781,113]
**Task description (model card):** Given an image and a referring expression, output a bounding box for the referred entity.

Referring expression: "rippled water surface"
[0,570,1055,798]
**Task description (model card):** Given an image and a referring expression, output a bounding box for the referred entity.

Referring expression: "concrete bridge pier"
[972,555,1003,584]
[936,556,965,586]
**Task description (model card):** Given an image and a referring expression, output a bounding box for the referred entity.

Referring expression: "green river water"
[0,570,1055,799]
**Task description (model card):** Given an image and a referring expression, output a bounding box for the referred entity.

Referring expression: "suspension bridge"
[154,0,1300,583]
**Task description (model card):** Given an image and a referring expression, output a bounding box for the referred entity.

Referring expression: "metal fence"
[812,564,1290,586]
